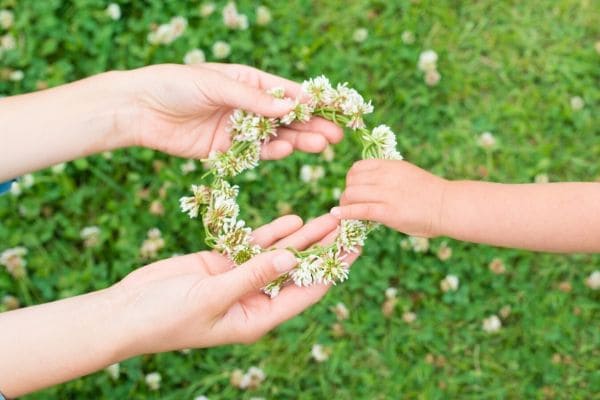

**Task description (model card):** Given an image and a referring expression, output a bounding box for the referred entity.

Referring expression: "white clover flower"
[301,75,335,107]
[311,344,330,362]
[0,9,14,29]
[145,372,161,390]
[170,16,187,37]
[477,131,496,149]
[256,6,272,26]
[409,236,429,253]
[105,363,120,380]
[140,229,165,259]
[488,258,506,275]
[402,311,417,324]
[440,274,459,292]
[0,247,27,279]
[184,48,206,65]
[291,255,322,287]
[209,143,260,177]
[570,96,585,111]
[331,302,349,320]
[214,219,252,255]
[51,163,66,174]
[212,40,231,59]
[281,100,314,125]
[8,69,24,82]
[332,187,342,200]
[9,181,21,196]
[317,250,349,284]
[106,3,121,21]
[80,226,101,248]
[418,50,438,72]
[0,33,15,50]
[534,173,549,183]
[22,174,34,188]
[437,242,452,261]
[2,294,19,310]
[267,86,285,99]
[365,125,403,160]
[334,84,373,130]
[337,219,368,253]
[180,159,197,174]
[322,145,335,162]
[147,17,186,45]
[200,2,216,17]
[401,30,415,44]
[300,164,325,183]
[482,315,502,333]
[353,27,368,43]
[180,184,211,218]
[385,287,398,300]
[585,270,600,290]
[424,69,441,86]
[234,366,265,390]
[223,2,248,30]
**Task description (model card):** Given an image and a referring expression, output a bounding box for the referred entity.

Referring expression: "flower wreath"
[180,76,403,297]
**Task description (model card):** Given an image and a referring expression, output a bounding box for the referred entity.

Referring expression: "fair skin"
[0,63,349,396]
[332,159,600,253]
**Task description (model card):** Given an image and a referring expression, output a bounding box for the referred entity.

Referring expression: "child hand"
[331,160,448,238]
[119,63,343,160]
[112,214,358,356]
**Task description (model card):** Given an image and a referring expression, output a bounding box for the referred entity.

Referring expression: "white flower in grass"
[440,274,459,292]
[2,294,19,310]
[0,33,15,50]
[322,145,335,162]
[148,16,187,45]
[184,48,206,65]
[180,159,197,174]
[595,41,600,54]
[195,396,209,400]
[402,311,417,324]
[409,236,429,253]
[477,131,496,149]
[482,315,502,333]
[8,69,24,82]
[80,226,101,248]
[140,228,165,259]
[0,246,27,279]
[22,174,34,188]
[105,363,120,380]
[301,75,335,107]
[106,3,121,21]
[311,344,331,362]
[424,69,441,86]
[331,302,349,320]
[200,2,216,17]
[385,287,398,300]
[353,27,368,43]
[401,30,415,44]
[0,9,14,29]
[51,163,66,174]
[170,16,187,36]
[10,181,21,196]
[256,6,272,26]
[145,372,161,390]
[534,173,549,183]
[223,2,248,30]
[332,187,342,200]
[212,40,231,59]
[585,270,600,290]
[418,50,438,72]
[570,96,585,111]
[233,366,265,390]
[300,165,325,183]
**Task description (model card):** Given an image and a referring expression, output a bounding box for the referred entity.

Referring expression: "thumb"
[330,204,386,223]
[218,78,295,117]
[214,249,298,304]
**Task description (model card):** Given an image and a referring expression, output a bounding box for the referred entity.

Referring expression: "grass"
[0,0,599,398]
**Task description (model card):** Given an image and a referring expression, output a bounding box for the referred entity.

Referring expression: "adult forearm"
[0,288,133,397]
[0,71,134,180]
[440,181,600,253]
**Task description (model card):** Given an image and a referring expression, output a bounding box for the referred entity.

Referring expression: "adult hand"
[120,63,343,160]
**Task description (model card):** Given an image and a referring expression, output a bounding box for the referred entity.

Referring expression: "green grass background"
[1,0,599,398]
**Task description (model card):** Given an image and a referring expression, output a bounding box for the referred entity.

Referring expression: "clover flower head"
[180,184,211,218]
[0,246,27,279]
[266,86,285,99]
[301,75,335,107]
[440,274,459,292]
[317,250,349,285]
[280,100,314,125]
[418,50,438,72]
[0,9,14,29]
[212,40,231,59]
[337,219,368,253]
[223,2,248,30]
[482,315,502,333]
[106,3,121,20]
[184,48,206,65]
[256,6,272,26]
[290,255,322,287]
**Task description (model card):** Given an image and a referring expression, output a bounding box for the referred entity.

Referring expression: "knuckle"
[248,266,270,291]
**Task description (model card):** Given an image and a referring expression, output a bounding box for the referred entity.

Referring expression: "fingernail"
[330,207,341,218]
[273,251,298,273]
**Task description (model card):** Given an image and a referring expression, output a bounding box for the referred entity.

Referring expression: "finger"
[276,128,329,153]
[288,117,344,144]
[212,250,298,304]
[215,76,296,118]
[201,63,302,99]
[273,214,340,250]
[251,215,303,248]
[345,159,384,185]
[340,185,385,206]
[330,203,389,223]
[260,140,293,160]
